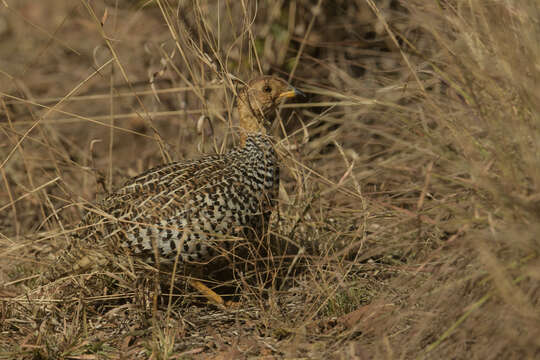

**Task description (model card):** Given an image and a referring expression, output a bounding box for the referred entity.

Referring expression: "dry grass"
[1,0,539,359]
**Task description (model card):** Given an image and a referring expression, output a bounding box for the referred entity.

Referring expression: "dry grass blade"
[0,0,539,359]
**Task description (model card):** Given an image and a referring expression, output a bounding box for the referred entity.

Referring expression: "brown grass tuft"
[1,0,539,358]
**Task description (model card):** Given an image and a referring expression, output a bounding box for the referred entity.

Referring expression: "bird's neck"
[242,132,274,150]
[241,134,277,170]
[238,102,267,147]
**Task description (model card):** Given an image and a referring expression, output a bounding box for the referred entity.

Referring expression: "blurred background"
[1,1,539,359]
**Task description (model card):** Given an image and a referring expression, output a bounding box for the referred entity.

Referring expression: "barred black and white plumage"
[80,134,279,265]
[46,76,299,283]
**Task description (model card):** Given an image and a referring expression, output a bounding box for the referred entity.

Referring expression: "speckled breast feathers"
[51,76,298,276]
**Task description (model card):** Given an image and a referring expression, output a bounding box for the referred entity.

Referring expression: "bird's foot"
[188,279,239,309]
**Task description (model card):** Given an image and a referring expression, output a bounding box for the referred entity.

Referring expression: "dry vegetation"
[1,0,539,359]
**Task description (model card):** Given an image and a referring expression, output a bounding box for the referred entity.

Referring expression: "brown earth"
[1,1,539,359]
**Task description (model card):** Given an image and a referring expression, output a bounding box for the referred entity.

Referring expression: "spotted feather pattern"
[45,75,298,280]
[47,134,279,278]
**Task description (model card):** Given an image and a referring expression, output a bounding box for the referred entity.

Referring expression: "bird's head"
[237,76,301,140]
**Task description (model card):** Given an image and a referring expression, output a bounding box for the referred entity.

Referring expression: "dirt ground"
[1,1,539,359]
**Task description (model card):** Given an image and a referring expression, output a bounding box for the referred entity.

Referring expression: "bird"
[45,75,301,307]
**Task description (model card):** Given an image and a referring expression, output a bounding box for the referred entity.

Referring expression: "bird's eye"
[262,85,272,93]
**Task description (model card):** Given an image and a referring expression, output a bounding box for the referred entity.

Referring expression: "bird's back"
[45,74,298,281]
[71,134,279,269]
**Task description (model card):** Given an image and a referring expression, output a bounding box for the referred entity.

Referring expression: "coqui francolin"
[46,76,301,307]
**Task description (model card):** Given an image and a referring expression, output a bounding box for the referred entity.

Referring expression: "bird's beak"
[278,86,305,99]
